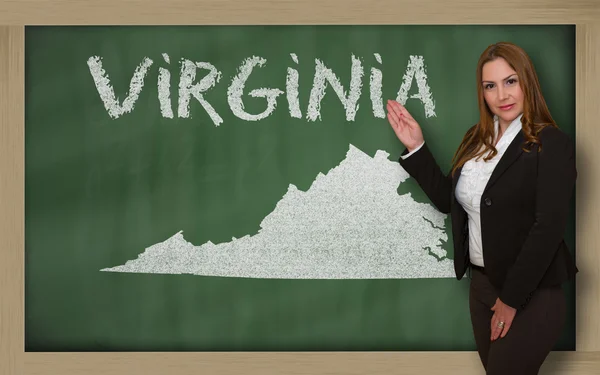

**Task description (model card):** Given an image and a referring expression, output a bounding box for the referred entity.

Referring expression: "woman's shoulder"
[535,124,575,157]
[537,125,574,147]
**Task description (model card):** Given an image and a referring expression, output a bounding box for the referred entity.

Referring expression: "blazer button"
[484,197,492,206]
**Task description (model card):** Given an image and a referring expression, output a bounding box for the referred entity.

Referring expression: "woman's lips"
[499,104,514,110]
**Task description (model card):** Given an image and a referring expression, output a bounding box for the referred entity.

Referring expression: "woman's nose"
[497,87,509,100]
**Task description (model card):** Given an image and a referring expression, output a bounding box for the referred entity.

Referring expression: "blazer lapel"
[482,129,525,194]
[452,165,462,195]
[450,128,524,197]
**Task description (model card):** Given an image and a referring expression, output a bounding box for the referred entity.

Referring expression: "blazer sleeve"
[398,142,453,214]
[499,127,577,310]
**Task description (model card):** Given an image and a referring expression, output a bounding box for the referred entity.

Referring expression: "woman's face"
[482,57,524,127]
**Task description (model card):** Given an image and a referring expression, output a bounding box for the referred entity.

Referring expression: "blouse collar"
[493,113,523,148]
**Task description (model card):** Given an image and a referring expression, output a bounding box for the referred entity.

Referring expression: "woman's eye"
[507,78,517,85]
[484,84,494,89]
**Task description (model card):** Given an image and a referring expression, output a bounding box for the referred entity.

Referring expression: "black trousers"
[469,267,566,375]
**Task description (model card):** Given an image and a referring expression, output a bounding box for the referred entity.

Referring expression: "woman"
[386,41,578,374]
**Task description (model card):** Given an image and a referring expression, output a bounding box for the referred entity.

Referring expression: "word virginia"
[87,53,437,126]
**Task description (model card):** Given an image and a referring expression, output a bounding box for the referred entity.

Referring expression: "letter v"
[87,56,154,119]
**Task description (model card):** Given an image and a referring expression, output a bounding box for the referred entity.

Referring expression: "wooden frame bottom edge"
[20,351,600,375]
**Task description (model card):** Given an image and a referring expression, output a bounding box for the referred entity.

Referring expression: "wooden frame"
[1,1,599,374]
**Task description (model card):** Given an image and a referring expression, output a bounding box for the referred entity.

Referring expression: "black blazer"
[398,125,578,311]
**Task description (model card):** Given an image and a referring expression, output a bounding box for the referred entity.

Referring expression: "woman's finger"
[386,104,407,133]
[388,100,413,127]
[495,319,506,340]
[386,109,402,131]
[390,101,420,131]
[393,100,416,121]
[500,318,513,338]
[403,115,419,131]
[387,101,405,124]
[491,316,503,341]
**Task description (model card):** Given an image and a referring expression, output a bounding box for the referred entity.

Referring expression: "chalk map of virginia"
[100,144,455,279]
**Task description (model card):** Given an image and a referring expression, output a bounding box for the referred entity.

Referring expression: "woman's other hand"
[386,99,425,152]
[490,297,517,341]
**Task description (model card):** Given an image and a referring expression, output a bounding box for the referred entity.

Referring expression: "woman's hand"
[490,297,517,341]
[386,100,425,152]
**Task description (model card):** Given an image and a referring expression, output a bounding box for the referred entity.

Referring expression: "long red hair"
[450,42,558,177]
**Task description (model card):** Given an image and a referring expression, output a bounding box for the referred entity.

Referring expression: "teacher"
[386,41,578,374]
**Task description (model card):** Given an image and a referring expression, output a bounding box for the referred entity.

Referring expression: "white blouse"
[401,114,524,267]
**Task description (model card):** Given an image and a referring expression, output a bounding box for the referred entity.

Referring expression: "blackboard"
[25,24,576,351]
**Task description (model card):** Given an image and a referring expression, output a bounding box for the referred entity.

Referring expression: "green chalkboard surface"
[25,25,576,351]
